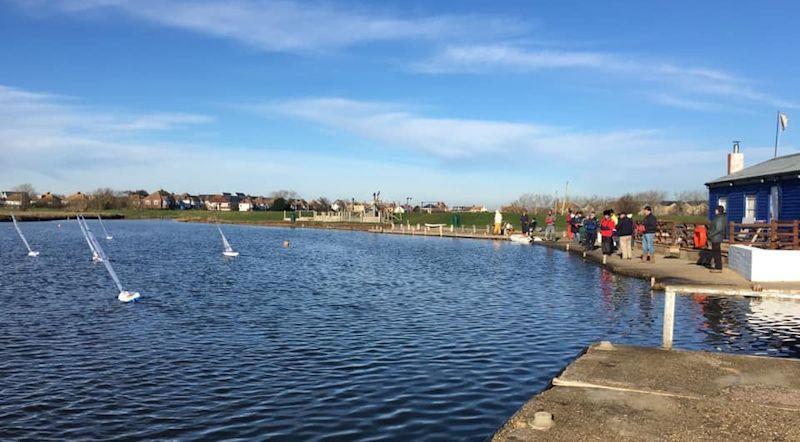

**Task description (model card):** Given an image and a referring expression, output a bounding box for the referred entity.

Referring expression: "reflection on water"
[1,220,798,440]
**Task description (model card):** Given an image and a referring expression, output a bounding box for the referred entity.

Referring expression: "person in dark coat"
[642,206,658,262]
[707,205,727,272]
[520,212,530,235]
[616,213,634,259]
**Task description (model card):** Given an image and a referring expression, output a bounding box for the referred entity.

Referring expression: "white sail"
[11,214,35,254]
[78,216,102,261]
[218,226,239,256]
[78,216,139,302]
[87,227,123,293]
[97,215,113,240]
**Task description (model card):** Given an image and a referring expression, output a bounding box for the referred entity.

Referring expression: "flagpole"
[774,109,780,158]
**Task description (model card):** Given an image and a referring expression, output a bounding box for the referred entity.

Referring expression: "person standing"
[642,206,657,262]
[520,212,530,235]
[545,210,556,241]
[600,210,616,256]
[616,213,634,259]
[571,211,583,244]
[583,212,598,250]
[566,209,574,241]
[493,210,503,235]
[707,205,726,273]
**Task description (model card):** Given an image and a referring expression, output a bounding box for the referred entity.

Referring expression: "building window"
[745,195,757,220]
[717,196,727,212]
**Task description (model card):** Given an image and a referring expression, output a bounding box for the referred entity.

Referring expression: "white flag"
[779,112,789,131]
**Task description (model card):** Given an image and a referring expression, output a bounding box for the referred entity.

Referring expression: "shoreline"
[11,214,800,296]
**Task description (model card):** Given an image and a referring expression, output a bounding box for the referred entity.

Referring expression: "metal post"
[662,290,675,350]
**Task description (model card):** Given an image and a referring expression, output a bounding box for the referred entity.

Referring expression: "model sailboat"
[77,215,103,262]
[78,215,140,303]
[218,225,239,257]
[11,214,39,257]
[97,215,113,240]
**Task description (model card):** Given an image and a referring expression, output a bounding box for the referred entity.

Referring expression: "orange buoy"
[694,225,708,249]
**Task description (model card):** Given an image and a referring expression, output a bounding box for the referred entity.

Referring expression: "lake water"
[2,220,799,440]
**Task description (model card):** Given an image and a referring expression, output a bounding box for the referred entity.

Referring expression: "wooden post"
[473,225,476,234]
[794,220,799,249]
[770,219,778,249]
[729,221,735,244]
[662,290,675,350]
[439,225,443,237]
[671,222,677,246]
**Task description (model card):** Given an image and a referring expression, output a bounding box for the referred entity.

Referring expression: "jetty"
[492,342,800,441]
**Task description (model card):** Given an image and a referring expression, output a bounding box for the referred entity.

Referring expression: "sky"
[1,0,798,207]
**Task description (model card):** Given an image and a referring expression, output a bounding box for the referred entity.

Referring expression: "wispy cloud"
[415,45,799,110]
[0,84,215,184]
[257,97,678,161]
[20,0,524,53]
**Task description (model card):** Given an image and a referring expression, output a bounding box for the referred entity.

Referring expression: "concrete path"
[493,343,800,441]
[535,239,800,296]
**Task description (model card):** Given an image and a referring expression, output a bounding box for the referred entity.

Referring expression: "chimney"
[727,140,744,175]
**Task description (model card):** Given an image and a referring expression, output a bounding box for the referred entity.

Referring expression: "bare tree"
[270,190,300,200]
[12,183,36,196]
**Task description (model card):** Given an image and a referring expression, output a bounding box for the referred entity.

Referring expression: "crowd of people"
[560,206,658,263]
[506,205,728,272]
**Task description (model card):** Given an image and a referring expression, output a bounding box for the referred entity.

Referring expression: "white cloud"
[257,97,691,165]
[21,0,524,53]
[416,45,799,110]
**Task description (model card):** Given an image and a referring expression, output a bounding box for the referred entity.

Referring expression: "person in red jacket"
[600,210,616,256]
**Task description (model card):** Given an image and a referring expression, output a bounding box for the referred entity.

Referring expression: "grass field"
[2,208,707,227]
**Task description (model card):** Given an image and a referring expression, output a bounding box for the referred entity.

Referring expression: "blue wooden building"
[706,149,800,223]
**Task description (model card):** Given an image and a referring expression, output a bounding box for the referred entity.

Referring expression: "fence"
[728,220,800,250]
[651,220,800,250]
[652,220,707,249]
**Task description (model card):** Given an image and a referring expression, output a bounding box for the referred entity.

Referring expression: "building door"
[769,186,780,221]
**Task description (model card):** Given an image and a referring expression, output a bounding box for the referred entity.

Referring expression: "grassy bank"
[2,208,707,227]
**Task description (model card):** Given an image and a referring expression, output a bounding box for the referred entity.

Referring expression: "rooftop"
[706,152,800,185]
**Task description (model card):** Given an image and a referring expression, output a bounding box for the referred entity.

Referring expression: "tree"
[12,183,36,196]
[615,194,638,215]
[89,188,119,210]
[270,197,288,211]
[270,190,299,200]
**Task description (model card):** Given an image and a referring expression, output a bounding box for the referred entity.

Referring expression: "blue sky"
[1,0,798,206]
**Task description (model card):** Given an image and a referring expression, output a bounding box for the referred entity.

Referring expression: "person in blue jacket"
[583,212,598,250]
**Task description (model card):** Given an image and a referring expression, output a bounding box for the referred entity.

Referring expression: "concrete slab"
[493,344,800,441]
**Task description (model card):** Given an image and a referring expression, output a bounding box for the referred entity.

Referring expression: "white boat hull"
[508,235,532,244]
[118,291,141,303]
[223,251,240,257]
[27,251,40,257]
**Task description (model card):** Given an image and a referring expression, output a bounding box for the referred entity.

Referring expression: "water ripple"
[1,220,799,440]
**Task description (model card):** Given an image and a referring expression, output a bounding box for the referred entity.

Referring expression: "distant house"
[422,201,449,213]
[142,190,174,210]
[36,192,62,208]
[253,197,272,211]
[177,193,201,210]
[0,191,31,209]
[65,192,89,211]
[238,197,254,212]
[706,146,800,223]
[207,194,238,211]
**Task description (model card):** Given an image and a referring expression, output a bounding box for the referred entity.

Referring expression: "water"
[1,220,799,441]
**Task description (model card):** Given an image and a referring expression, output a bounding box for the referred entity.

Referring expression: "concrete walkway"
[534,238,800,297]
[493,343,800,441]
